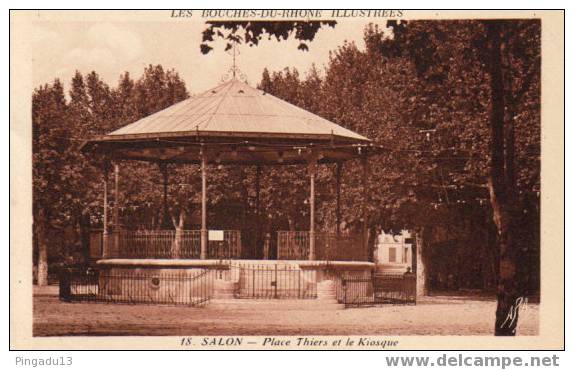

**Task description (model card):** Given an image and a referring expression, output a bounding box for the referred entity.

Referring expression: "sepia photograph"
[9,9,564,350]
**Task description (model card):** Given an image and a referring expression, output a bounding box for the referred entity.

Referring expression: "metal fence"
[277,231,310,259]
[233,263,317,299]
[333,270,371,302]
[277,231,367,261]
[96,230,242,259]
[59,268,213,306]
[317,233,367,261]
[336,273,416,307]
[59,268,100,302]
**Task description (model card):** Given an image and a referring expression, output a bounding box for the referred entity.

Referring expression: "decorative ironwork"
[335,272,416,307]
[277,231,368,261]
[277,231,310,259]
[59,268,213,306]
[94,230,242,259]
[221,40,247,83]
[233,263,317,299]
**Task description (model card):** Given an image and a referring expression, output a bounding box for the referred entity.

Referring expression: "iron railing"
[59,268,213,306]
[277,231,368,261]
[233,263,317,299]
[333,270,372,302]
[277,231,310,259]
[96,230,242,259]
[59,268,99,302]
[336,272,416,307]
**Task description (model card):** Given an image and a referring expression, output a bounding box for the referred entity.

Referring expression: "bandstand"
[77,79,386,305]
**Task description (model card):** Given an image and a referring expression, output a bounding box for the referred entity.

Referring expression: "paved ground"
[33,286,538,336]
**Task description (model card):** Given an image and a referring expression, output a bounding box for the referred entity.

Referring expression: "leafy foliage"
[254,21,540,299]
[33,65,189,265]
[33,21,541,316]
[200,21,336,54]
[251,20,540,335]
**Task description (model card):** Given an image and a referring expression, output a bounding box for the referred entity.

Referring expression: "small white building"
[375,230,413,273]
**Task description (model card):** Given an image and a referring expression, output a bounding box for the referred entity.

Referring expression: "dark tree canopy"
[251,20,540,335]
[33,20,541,336]
[200,21,337,54]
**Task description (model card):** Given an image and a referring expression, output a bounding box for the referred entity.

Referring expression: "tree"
[383,19,540,336]
[33,80,69,285]
[200,21,336,54]
[245,20,539,334]
[32,65,191,282]
[483,20,540,336]
[68,71,100,262]
[116,65,190,230]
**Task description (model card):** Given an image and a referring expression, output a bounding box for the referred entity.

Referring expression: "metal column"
[308,159,317,261]
[102,160,110,258]
[200,149,208,259]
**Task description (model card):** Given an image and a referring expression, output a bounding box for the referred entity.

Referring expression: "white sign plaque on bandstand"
[208,230,224,241]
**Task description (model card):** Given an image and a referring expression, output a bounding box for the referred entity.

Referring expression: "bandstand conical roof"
[109,79,368,141]
[83,79,381,165]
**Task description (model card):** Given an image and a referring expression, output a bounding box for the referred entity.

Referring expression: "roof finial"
[222,38,247,83]
[231,41,237,79]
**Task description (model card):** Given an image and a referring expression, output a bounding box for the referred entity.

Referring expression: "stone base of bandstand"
[95,259,374,306]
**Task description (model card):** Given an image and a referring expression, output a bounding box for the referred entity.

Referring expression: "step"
[316,280,336,301]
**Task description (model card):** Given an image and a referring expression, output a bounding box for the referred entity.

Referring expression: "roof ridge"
[195,79,233,97]
[200,79,236,132]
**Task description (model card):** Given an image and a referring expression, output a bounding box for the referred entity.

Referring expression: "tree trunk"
[486,21,521,336]
[414,227,429,297]
[171,210,185,258]
[79,212,91,266]
[36,209,48,286]
[490,183,520,336]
